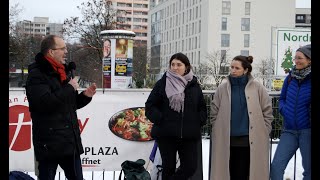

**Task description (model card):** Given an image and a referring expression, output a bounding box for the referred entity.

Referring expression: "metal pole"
[269,138,273,180]
[293,152,297,180]
[268,26,274,91]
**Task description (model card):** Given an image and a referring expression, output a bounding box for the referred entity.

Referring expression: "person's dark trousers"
[229,146,250,180]
[38,154,83,180]
[157,138,198,180]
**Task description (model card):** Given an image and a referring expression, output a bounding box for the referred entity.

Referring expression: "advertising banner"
[275,28,311,76]
[9,90,154,171]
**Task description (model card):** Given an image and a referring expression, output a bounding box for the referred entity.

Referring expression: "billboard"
[275,28,311,76]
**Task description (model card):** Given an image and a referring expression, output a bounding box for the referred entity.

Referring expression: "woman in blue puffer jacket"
[271,44,311,180]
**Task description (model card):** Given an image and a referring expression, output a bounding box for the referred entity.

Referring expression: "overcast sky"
[10,0,311,23]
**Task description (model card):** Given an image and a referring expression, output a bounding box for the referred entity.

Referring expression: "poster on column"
[113,38,133,89]
[9,90,154,171]
[102,38,112,88]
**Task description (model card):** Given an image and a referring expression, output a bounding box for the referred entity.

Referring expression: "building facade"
[295,8,311,28]
[111,0,149,46]
[147,0,301,78]
[17,17,63,37]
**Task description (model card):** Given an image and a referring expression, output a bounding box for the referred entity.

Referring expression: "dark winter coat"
[145,73,207,139]
[279,72,311,130]
[25,53,92,161]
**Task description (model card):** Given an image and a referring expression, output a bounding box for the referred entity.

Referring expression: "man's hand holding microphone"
[67,61,96,97]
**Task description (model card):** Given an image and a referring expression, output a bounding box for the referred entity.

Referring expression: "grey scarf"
[291,65,311,80]
[165,70,194,112]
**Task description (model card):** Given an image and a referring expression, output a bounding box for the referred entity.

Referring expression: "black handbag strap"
[119,169,124,180]
[156,165,163,180]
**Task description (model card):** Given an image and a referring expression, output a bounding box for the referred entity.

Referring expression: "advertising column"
[100,30,135,89]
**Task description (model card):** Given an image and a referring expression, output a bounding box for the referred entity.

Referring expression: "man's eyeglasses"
[52,47,67,51]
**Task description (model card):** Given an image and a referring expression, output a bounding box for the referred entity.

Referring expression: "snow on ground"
[25,139,303,180]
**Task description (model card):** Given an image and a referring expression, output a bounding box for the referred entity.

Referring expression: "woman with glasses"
[271,44,311,180]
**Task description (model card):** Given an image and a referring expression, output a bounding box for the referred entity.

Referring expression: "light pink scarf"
[165,70,194,112]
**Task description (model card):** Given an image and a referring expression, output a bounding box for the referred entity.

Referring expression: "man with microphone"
[25,35,96,180]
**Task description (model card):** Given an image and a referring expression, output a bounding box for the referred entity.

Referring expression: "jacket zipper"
[180,112,184,138]
[294,82,301,129]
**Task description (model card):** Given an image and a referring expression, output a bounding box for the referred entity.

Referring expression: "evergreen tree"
[281,47,293,74]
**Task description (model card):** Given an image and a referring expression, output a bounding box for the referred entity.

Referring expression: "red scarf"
[45,56,67,83]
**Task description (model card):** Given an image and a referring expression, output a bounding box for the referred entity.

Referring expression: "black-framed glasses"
[52,47,67,51]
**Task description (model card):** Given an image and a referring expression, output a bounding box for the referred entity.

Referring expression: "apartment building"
[111,0,149,46]
[295,8,311,28]
[147,0,297,78]
[18,17,63,37]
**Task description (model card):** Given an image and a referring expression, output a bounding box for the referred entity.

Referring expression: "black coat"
[25,53,92,161]
[145,73,207,139]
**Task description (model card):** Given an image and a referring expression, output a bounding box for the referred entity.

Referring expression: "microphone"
[67,62,76,79]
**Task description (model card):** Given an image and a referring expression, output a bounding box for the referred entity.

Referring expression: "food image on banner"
[109,107,153,141]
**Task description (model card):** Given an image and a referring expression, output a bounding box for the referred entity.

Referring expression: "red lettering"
[78,118,89,134]
[24,96,28,102]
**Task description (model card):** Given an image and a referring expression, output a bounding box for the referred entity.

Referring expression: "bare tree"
[9,3,39,86]
[63,0,120,50]
[63,0,126,87]
[255,58,275,88]
[196,50,230,89]
[132,45,148,88]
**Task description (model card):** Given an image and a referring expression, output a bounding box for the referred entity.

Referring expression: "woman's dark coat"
[25,53,92,161]
[145,73,207,139]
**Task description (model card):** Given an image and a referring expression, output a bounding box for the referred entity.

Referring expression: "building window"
[195,36,198,49]
[221,34,230,47]
[244,34,250,47]
[182,40,184,51]
[241,18,250,31]
[219,50,229,74]
[221,50,227,62]
[241,50,249,56]
[186,24,188,37]
[196,6,199,18]
[221,17,227,31]
[296,14,306,23]
[222,1,231,15]
[245,2,250,15]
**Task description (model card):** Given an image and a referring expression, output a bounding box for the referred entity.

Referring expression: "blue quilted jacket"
[279,72,311,130]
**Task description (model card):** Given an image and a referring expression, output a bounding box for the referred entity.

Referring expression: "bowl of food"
[109,107,153,141]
